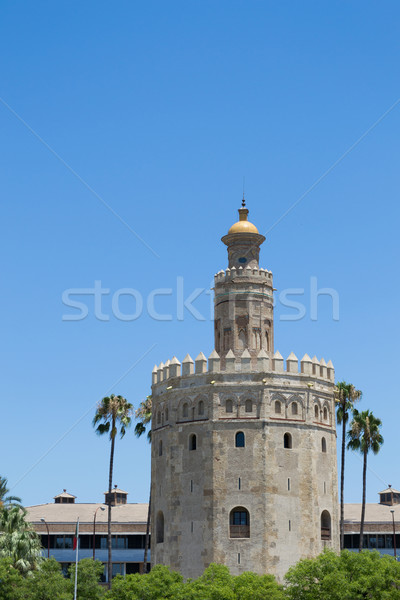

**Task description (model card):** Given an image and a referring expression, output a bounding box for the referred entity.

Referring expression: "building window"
[265,331,269,351]
[226,399,233,413]
[158,440,163,456]
[274,400,281,414]
[235,431,245,448]
[321,437,327,453]
[245,399,253,413]
[229,507,250,538]
[321,510,331,540]
[198,400,204,416]
[284,433,292,449]
[157,411,161,425]
[291,402,298,416]
[288,478,291,491]
[189,434,197,451]
[182,403,188,418]
[289,520,291,531]
[314,405,319,419]
[156,511,164,544]
[323,407,328,421]
[165,408,168,421]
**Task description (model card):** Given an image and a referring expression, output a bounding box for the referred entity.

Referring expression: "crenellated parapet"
[151,349,335,387]
[214,265,273,283]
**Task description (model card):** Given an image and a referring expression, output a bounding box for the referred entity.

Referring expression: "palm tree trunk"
[107,419,116,588]
[359,447,367,552]
[340,407,346,550]
[143,489,151,572]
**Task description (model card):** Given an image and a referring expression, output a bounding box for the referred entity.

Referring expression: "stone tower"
[150,203,339,581]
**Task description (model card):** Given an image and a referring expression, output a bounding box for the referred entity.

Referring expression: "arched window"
[182,403,188,418]
[156,511,164,543]
[284,433,292,449]
[275,400,281,414]
[323,407,328,421]
[165,408,168,421]
[157,411,161,425]
[291,402,298,416]
[198,400,204,416]
[245,399,252,413]
[161,412,164,425]
[265,331,269,351]
[321,510,331,540]
[229,507,250,538]
[235,431,245,448]
[321,437,327,453]
[158,440,163,456]
[314,405,319,419]
[189,434,197,451]
[226,399,233,413]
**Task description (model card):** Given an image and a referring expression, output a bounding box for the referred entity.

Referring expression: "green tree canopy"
[285,549,400,600]
[0,507,42,574]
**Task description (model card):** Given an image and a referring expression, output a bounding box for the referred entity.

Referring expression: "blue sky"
[1,1,399,508]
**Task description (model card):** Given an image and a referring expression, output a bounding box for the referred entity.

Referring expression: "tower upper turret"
[214,201,273,361]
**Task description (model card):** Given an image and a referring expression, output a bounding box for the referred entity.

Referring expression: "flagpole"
[74,517,79,600]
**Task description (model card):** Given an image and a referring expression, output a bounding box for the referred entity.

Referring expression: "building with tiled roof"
[26,487,150,582]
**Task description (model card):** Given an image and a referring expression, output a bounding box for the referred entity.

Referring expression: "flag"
[73,520,79,550]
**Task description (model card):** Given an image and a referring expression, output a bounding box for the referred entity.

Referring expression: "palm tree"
[347,409,383,552]
[0,476,22,509]
[0,506,42,574]
[93,394,132,587]
[335,382,362,549]
[134,395,152,573]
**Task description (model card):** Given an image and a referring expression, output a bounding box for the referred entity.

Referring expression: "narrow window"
[235,431,245,448]
[226,399,233,413]
[288,478,291,491]
[157,411,161,425]
[321,510,331,540]
[265,331,269,351]
[182,403,188,418]
[238,478,241,490]
[284,433,292,449]
[237,553,241,564]
[165,408,168,421]
[161,412,164,425]
[291,402,298,416]
[323,407,328,421]
[190,480,193,493]
[314,405,319,419]
[198,400,204,416]
[158,440,163,457]
[321,437,327,453]
[274,400,281,414]
[289,520,291,531]
[191,521,194,533]
[156,511,164,544]
[189,434,197,451]
[245,399,252,413]
[192,407,195,420]
[324,481,326,494]
[229,507,250,538]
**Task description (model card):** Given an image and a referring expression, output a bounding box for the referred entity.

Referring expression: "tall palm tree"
[93,394,132,587]
[0,476,22,509]
[0,506,42,574]
[134,395,152,573]
[347,409,383,552]
[335,382,362,549]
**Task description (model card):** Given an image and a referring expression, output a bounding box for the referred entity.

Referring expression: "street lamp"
[40,518,50,558]
[390,509,397,559]
[93,506,105,560]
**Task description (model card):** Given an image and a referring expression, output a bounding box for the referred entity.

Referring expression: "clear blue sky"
[1,1,399,507]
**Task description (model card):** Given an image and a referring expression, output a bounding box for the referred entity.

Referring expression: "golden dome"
[228,204,259,235]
